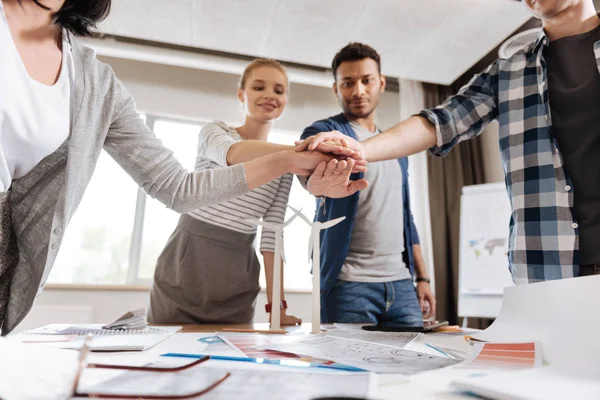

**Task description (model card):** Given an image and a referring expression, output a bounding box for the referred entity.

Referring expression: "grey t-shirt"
[339,122,411,282]
[545,23,600,264]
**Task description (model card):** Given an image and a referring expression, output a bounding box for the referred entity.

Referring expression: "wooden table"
[174,322,313,334]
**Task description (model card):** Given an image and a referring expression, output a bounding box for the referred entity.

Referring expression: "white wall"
[17,288,310,333]
[99,56,401,132]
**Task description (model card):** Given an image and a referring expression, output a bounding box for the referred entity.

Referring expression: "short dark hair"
[331,42,381,80]
[21,0,112,36]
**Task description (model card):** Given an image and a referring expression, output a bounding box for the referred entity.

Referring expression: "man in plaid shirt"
[296,0,600,284]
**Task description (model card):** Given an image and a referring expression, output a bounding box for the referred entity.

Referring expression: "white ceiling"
[97,0,531,85]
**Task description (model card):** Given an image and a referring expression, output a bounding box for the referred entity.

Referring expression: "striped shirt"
[420,29,587,285]
[188,121,292,253]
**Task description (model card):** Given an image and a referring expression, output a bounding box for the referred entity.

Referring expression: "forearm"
[243,152,290,190]
[363,116,437,162]
[227,141,292,165]
[262,251,286,304]
[412,244,430,278]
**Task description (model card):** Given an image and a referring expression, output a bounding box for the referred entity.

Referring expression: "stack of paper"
[103,308,147,330]
[18,324,182,351]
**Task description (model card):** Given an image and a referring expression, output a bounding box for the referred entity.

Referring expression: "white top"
[0,2,72,192]
[188,121,293,253]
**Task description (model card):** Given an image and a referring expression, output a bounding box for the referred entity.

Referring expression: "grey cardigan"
[2,36,249,334]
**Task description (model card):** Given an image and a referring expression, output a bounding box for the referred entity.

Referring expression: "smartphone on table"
[362,320,449,333]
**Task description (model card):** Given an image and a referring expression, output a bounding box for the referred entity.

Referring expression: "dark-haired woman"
[0,0,345,334]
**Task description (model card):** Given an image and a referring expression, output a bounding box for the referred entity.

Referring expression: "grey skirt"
[0,189,18,327]
[148,215,261,324]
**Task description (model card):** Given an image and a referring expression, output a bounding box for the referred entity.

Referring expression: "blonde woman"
[149,59,367,325]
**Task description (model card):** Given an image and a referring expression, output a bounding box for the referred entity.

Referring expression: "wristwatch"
[265,300,288,313]
[415,277,431,284]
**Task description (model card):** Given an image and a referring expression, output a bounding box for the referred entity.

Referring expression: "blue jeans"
[322,279,423,325]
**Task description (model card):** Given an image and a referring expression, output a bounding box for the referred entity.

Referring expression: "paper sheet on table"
[452,362,600,400]
[265,335,459,374]
[0,338,78,400]
[474,275,600,365]
[218,332,306,359]
[80,360,376,400]
[321,329,421,348]
[86,332,242,368]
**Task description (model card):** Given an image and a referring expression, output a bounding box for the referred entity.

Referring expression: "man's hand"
[416,281,436,319]
[307,159,368,198]
[295,131,367,161]
[269,309,302,326]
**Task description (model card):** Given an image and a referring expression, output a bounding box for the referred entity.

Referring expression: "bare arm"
[412,244,430,280]
[227,141,291,165]
[412,244,436,319]
[295,116,436,162]
[243,150,335,190]
[363,116,437,162]
[261,251,302,325]
[262,251,282,305]
[296,61,500,162]
[294,117,435,163]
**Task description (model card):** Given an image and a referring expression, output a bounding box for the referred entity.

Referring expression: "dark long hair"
[19,0,111,36]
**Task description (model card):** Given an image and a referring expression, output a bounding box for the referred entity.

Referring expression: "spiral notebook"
[20,324,182,351]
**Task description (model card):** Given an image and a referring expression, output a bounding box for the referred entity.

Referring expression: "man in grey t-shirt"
[300,43,436,324]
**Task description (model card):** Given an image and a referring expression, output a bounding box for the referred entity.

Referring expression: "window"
[48,117,316,291]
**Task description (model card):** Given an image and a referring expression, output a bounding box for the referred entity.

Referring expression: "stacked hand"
[295,131,366,161]
[294,132,369,198]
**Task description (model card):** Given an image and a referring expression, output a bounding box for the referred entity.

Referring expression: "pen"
[463,335,487,345]
[160,352,366,372]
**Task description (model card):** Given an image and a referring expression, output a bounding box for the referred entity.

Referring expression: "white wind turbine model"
[288,206,345,334]
[247,207,303,330]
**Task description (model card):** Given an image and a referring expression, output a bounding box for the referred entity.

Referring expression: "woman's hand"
[307,159,368,198]
[286,150,366,176]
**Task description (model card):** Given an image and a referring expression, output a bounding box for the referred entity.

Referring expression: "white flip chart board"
[458,182,514,319]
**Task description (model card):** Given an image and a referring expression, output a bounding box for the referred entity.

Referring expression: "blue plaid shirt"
[420,30,588,284]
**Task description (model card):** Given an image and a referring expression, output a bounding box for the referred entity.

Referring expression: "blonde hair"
[239,58,288,89]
